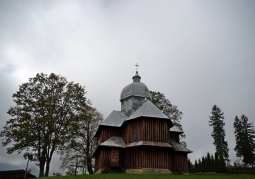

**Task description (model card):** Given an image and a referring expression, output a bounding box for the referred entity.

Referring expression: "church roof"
[100,110,127,127]
[126,99,171,121]
[170,126,184,133]
[99,136,125,148]
[98,96,174,128]
[120,71,151,101]
[124,141,172,148]
[169,139,192,153]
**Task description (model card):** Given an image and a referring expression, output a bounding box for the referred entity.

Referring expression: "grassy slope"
[40,173,255,179]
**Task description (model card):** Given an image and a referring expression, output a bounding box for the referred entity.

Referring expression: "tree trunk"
[87,156,93,174]
[39,146,47,177]
[39,161,45,177]
[86,123,93,174]
[45,159,51,176]
[45,146,55,176]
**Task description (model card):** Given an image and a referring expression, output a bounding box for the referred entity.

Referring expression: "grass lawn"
[40,173,255,179]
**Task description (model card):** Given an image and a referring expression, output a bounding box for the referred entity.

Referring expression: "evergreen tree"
[234,115,255,167]
[211,154,215,168]
[188,158,193,169]
[209,105,229,162]
[198,159,202,168]
[215,152,219,167]
[207,152,211,168]
[195,160,198,169]
[202,157,205,168]
[219,152,226,167]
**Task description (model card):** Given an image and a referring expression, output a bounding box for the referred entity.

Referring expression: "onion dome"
[120,71,151,101]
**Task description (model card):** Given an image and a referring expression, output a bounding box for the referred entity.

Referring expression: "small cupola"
[132,71,141,82]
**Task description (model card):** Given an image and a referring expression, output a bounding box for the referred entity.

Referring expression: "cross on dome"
[135,63,139,72]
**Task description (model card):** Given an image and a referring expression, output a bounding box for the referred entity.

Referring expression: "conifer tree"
[207,152,211,168]
[211,154,215,168]
[188,159,193,169]
[234,115,255,167]
[209,105,229,162]
[195,160,198,169]
[198,159,202,168]
[219,152,226,167]
[215,152,219,167]
[202,157,205,168]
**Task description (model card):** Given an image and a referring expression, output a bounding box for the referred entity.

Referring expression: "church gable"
[126,99,172,123]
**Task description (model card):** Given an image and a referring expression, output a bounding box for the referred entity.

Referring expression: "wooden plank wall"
[95,148,124,172]
[98,127,122,144]
[170,133,179,143]
[102,148,111,167]
[95,147,189,173]
[171,152,188,172]
[123,118,170,143]
[124,147,169,169]
[94,150,103,172]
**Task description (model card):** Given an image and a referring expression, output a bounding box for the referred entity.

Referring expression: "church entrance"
[110,148,119,166]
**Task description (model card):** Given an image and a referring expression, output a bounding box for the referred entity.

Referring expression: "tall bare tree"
[59,106,103,174]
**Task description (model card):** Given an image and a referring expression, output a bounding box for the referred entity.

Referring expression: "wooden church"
[93,71,192,174]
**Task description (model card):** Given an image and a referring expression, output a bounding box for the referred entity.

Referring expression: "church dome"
[120,71,151,101]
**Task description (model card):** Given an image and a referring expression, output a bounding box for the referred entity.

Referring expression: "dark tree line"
[190,152,226,169]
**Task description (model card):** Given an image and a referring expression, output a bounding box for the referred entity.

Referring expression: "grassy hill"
[40,173,255,179]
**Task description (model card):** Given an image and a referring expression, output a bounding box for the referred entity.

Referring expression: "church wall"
[98,127,122,144]
[94,149,103,172]
[101,148,111,167]
[122,119,143,143]
[123,118,170,143]
[121,97,133,117]
[121,96,146,117]
[171,152,188,172]
[170,132,180,143]
[123,147,170,169]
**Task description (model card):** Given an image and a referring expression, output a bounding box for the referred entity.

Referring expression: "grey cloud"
[0,0,255,174]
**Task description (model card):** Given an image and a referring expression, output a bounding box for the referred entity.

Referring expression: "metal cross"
[135,63,139,71]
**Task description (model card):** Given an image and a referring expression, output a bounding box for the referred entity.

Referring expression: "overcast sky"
[0,0,255,176]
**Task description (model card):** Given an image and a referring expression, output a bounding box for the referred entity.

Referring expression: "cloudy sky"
[0,0,255,176]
